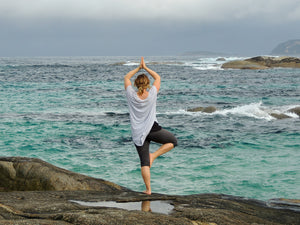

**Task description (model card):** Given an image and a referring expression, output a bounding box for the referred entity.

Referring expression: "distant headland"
[271,39,300,56]
[181,39,300,57]
[180,50,230,57]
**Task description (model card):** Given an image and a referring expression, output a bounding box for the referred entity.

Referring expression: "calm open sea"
[1,56,299,200]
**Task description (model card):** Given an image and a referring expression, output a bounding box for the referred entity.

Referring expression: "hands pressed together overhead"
[124,57,160,92]
[139,57,146,70]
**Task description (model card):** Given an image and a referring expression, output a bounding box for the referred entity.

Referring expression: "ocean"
[1,56,299,201]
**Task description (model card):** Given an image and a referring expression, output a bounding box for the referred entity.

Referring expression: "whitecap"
[164,103,299,121]
[183,56,247,71]
[123,61,139,66]
[193,64,223,70]
[215,102,275,121]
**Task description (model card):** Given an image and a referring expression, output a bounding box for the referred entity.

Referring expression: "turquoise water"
[1,56,299,200]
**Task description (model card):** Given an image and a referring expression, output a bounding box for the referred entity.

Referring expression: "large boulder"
[222,56,300,69]
[0,157,127,192]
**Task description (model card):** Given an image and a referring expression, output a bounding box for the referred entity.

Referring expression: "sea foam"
[165,102,299,121]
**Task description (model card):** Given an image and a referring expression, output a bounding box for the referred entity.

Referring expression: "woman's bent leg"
[150,143,174,167]
[147,129,177,167]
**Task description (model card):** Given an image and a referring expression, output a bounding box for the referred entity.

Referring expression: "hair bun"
[134,74,150,95]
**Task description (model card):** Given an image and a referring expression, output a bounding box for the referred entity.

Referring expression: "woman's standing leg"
[136,140,152,195]
[141,166,151,195]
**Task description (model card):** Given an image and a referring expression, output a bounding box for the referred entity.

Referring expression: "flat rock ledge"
[1,157,299,225]
[221,56,300,69]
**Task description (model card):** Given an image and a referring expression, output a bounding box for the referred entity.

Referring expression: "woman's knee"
[166,142,176,150]
[171,136,178,148]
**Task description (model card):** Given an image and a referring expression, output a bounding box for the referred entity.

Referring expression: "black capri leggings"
[135,128,177,167]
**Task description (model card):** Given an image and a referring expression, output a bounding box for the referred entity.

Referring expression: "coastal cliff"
[1,157,299,224]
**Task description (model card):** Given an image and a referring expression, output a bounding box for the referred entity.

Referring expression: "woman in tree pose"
[124,57,177,195]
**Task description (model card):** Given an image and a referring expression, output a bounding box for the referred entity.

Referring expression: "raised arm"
[141,58,161,92]
[124,63,142,90]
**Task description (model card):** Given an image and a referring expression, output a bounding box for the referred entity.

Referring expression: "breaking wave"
[165,102,299,121]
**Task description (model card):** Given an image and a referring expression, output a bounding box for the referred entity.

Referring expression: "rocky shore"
[1,157,300,224]
[221,56,300,69]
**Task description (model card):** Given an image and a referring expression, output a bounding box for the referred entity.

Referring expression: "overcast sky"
[1,0,300,56]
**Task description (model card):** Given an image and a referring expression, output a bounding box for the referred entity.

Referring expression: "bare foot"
[149,153,154,168]
[143,190,152,195]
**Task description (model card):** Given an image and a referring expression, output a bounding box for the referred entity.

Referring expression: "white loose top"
[125,85,158,146]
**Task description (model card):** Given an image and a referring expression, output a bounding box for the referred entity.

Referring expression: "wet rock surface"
[1,157,299,224]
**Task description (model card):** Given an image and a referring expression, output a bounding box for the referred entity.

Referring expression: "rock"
[288,107,300,117]
[247,56,300,68]
[187,107,204,112]
[1,157,299,224]
[202,106,217,113]
[110,62,126,66]
[1,191,300,225]
[269,107,300,119]
[221,59,269,70]
[216,57,226,61]
[270,113,292,119]
[221,56,300,69]
[187,106,217,113]
[268,198,300,210]
[0,157,128,192]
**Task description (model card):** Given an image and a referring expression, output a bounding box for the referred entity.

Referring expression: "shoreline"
[1,156,299,224]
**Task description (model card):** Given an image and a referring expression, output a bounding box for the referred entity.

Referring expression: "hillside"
[271,39,300,55]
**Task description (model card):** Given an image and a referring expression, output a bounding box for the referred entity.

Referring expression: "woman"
[124,57,177,195]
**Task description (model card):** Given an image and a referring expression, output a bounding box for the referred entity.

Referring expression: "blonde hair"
[134,74,150,95]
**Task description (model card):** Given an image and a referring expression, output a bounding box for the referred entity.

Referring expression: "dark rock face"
[221,56,300,69]
[1,157,299,225]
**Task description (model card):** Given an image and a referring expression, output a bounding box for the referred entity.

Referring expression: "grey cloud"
[1,0,300,56]
[1,0,300,23]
